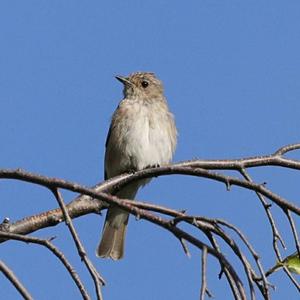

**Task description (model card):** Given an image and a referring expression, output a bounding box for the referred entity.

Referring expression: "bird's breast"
[118,101,175,171]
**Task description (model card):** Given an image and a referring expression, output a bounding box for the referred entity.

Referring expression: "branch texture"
[1,143,300,299]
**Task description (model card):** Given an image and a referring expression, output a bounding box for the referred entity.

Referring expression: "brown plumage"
[96,72,177,260]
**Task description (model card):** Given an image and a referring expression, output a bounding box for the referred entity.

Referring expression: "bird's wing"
[104,125,112,180]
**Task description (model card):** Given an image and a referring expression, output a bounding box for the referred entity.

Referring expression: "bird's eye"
[141,80,149,88]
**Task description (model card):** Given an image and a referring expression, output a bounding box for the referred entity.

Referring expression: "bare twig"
[200,246,211,300]
[1,143,300,298]
[273,143,300,156]
[50,188,104,300]
[205,233,243,300]
[0,231,90,299]
[285,210,300,256]
[282,210,300,291]
[0,260,33,300]
[282,265,300,292]
[180,238,191,258]
[215,219,270,297]
[239,168,278,299]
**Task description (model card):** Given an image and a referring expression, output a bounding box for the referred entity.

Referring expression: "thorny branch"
[0,143,300,299]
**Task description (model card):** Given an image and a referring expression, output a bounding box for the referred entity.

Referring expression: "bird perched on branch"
[96,72,177,260]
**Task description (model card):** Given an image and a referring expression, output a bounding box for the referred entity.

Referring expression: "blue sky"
[1,1,300,299]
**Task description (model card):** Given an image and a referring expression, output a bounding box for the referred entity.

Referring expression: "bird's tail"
[96,182,142,260]
[96,208,128,260]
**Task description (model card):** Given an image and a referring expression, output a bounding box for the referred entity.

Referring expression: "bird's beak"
[115,75,132,86]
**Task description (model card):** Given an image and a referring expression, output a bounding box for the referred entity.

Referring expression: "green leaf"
[266,252,300,276]
[284,253,300,274]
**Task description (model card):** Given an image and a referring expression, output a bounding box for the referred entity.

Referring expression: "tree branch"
[51,188,104,299]
[0,260,33,300]
[0,232,90,299]
[1,143,300,299]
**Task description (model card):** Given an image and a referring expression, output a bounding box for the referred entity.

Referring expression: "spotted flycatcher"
[97,72,177,260]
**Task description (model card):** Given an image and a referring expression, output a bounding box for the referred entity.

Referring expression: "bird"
[96,72,177,260]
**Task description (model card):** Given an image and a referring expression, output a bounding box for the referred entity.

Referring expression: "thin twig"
[285,210,300,256]
[282,210,300,291]
[205,233,243,300]
[0,143,300,298]
[170,214,265,298]
[0,260,33,300]
[239,167,282,298]
[282,266,300,292]
[200,246,211,300]
[273,143,300,156]
[51,188,104,300]
[180,238,191,258]
[215,219,270,298]
[0,231,90,299]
